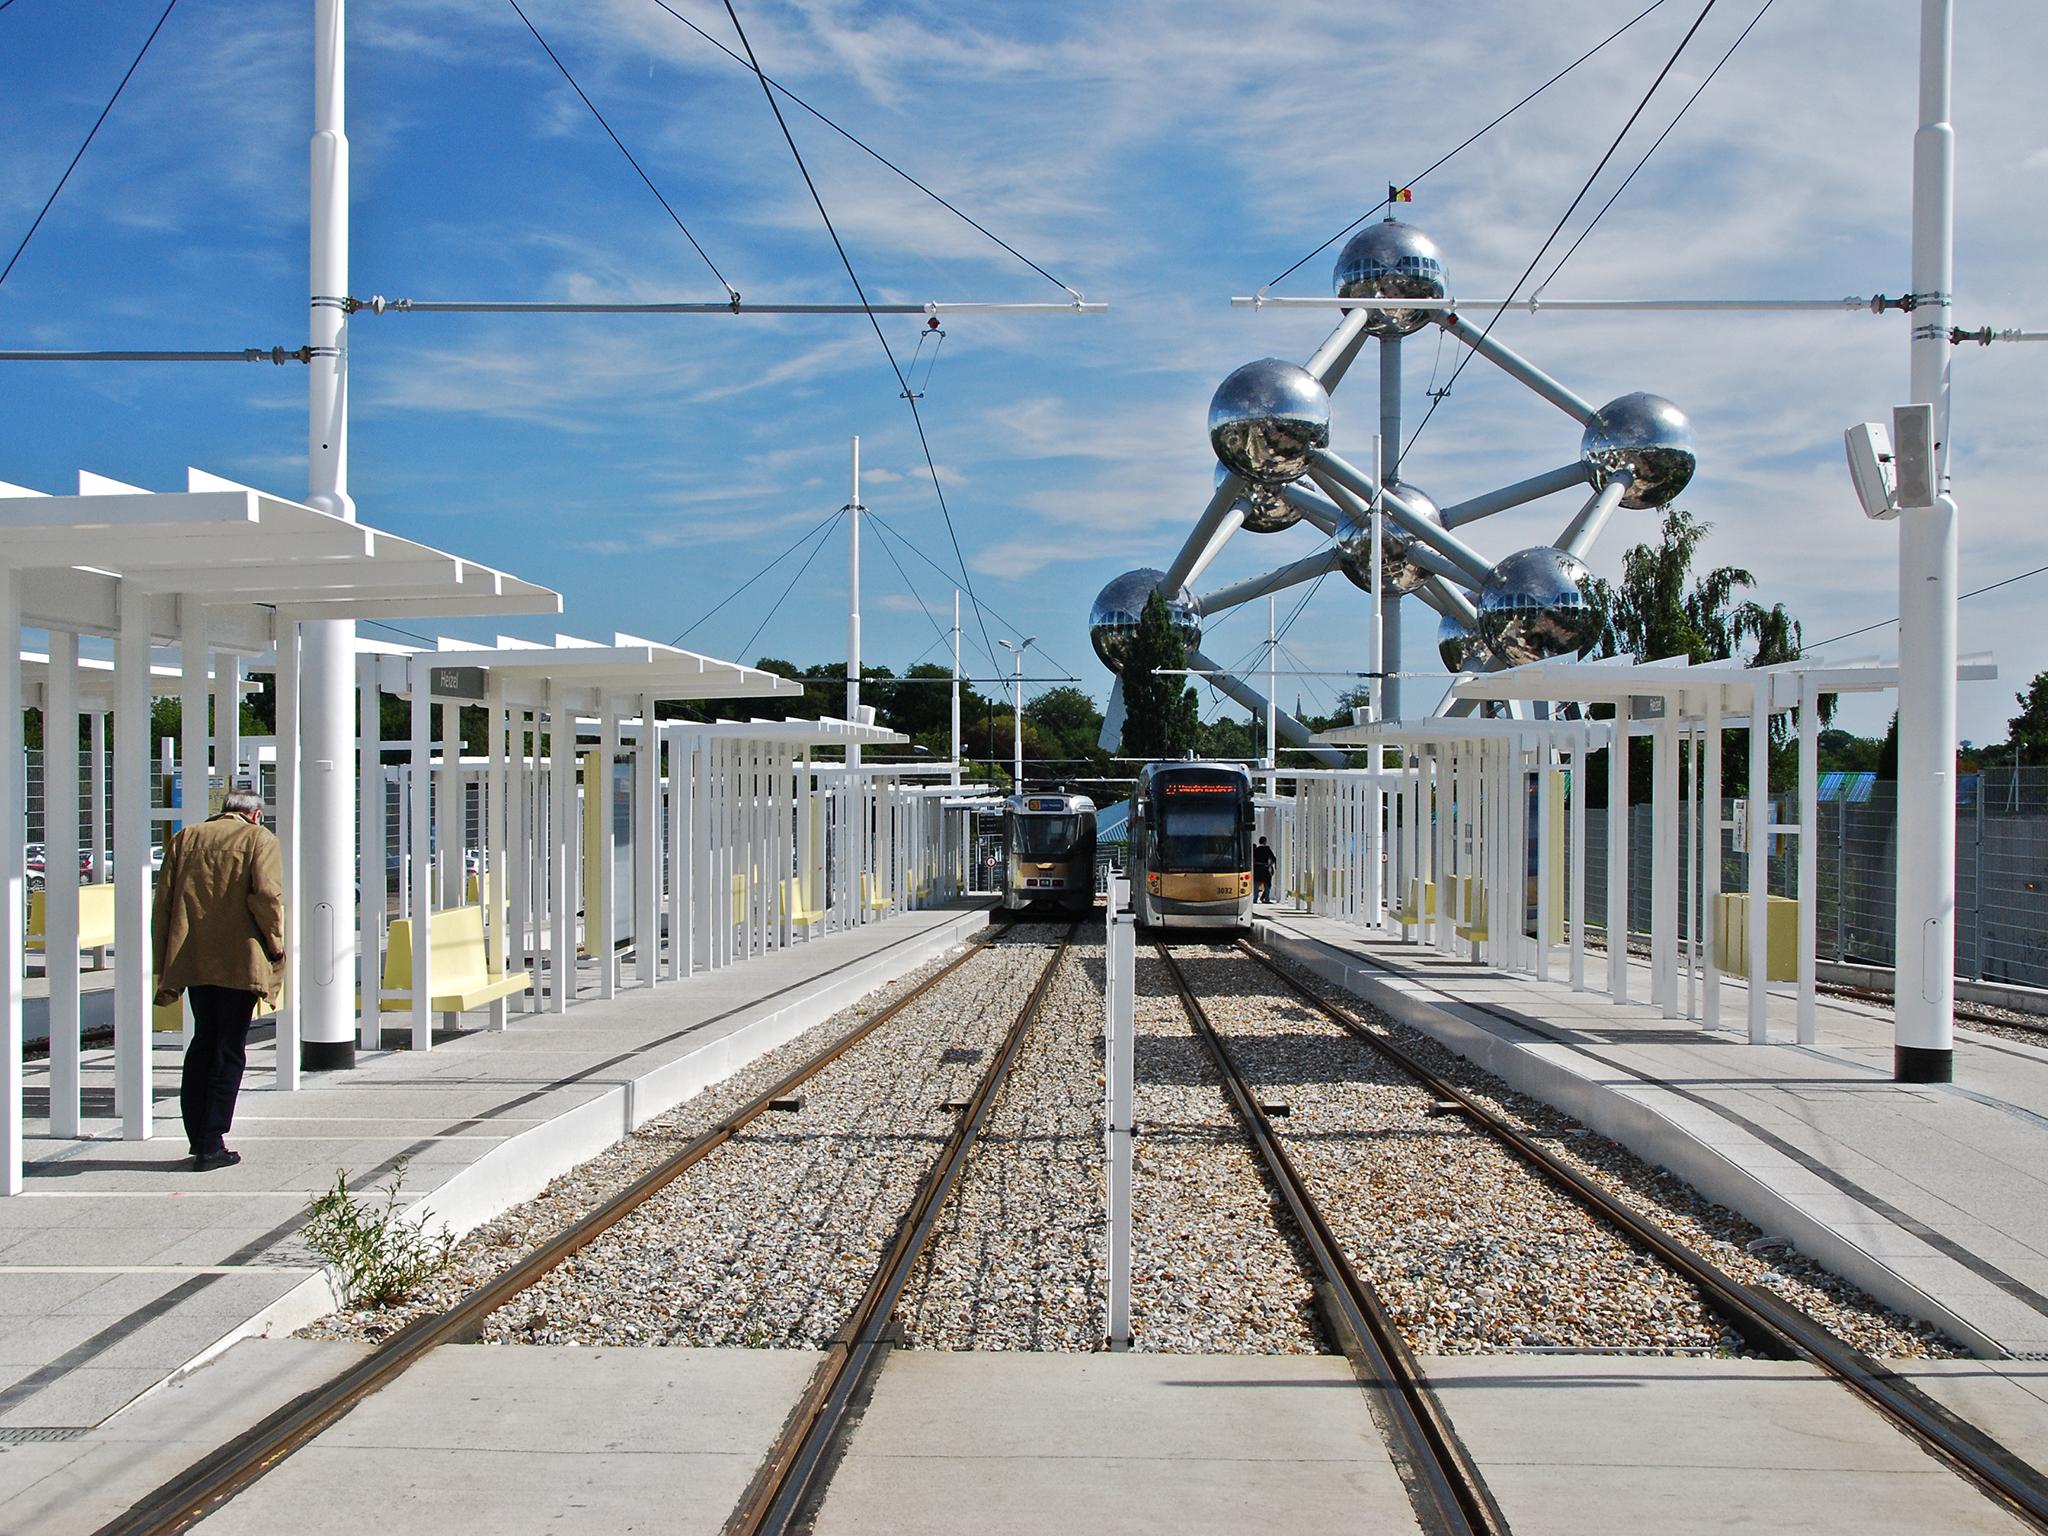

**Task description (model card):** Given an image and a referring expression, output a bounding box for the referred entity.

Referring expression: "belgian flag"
[1388,184,1414,204]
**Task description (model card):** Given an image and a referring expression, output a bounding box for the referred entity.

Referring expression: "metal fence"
[1578,767,2048,989]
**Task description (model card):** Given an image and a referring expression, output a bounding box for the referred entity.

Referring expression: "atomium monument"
[1090,212,1695,749]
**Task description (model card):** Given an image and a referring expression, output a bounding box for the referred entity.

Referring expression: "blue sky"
[2,0,2042,744]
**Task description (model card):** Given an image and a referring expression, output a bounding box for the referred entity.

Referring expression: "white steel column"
[215,649,242,790]
[46,630,83,1138]
[487,678,511,1022]
[436,701,459,908]
[1746,683,1770,1045]
[300,0,358,1072]
[176,602,209,1049]
[1652,713,1679,1017]
[1703,688,1723,1029]
[1607,723,1629,1004]
[114,584,152,1139]
[409,658,433,1050]
[847,437,863,773]
[1,568,25,1187]
[1535,737,1555,983]
[355,653,380,1051]
[1568,726,1588,990]
[1797,675,1820,1044]
[1893,0,1958,1082]
[509,707,531,1005]
[950,591,962,790]
[596,695,617,998]
[635,696,658,985]
[275,624,301,1086]
[549,685,573,1011]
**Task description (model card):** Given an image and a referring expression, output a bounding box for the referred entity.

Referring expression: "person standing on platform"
[1253,835,1277,904]
[153,789,285,1172]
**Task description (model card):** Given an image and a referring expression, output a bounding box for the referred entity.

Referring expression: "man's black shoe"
[193,1149,241,1173]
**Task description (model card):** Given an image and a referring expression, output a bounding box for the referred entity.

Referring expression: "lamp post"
[997,637,1037,792]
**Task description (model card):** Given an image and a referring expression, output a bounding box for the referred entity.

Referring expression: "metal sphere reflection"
[1476,546,1607,667]
[1335,480,1440,595]
[1437,613,1493,673]
[1581,392,1696,509]
[1216,466,1301,534]
[1208,359,1331,486]
[1332,221,1448,338]
[1089,568,1201,672]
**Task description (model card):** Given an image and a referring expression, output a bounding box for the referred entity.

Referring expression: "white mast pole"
[300,0,357,1069]
[846,436,862,772]
[1265,597,1277,796]
[950,589,962,790]
[1893,0,1958,1082]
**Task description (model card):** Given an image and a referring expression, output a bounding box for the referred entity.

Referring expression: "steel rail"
[89,923,1022,1536]
[1154,942,1509,1536]
[725,924,1076,1536]
[1238,934,2048,1534]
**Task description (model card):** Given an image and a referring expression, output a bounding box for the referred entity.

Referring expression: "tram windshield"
[1011,814,1083,860]
[1153,782,1247,872]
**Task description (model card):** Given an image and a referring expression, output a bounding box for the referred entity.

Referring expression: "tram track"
[1153,941,1510,1536]
[723,923,1075,1536]
[87,922,1062,1536]
[1229,932,2048,1534]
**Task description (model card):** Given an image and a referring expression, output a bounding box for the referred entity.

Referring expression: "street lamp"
[996,636,1038,791]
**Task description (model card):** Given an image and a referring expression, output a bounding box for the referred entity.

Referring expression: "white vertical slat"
[114,582,153,1142]
[1,566,26,1190]
[46,630,83,1139]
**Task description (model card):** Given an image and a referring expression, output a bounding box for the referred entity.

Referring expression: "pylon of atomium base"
[1089,216,1696,730]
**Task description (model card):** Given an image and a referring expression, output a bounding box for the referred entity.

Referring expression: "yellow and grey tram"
[999,793,1098,914]
[1128,762,1255,930]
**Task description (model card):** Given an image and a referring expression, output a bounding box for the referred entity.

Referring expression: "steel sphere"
[1089,568,1201,672]
[1216,465,1301,534]
[1476,546,1606,666]
[1208,359,1331,487]
[1437,613,1492,673]
[1581,392,1696,509]
[1332,221,1448,338]
[1335,480,1440,595]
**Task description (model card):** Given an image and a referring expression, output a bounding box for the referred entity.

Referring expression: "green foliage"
[1997,671,2048,766]
[1118,591,1199,760]
[302,1160,457,1308]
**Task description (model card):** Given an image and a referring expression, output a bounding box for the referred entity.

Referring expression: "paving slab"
[812,1353,1424,1536]
[0,905,987,1432]
[1427,1354,2035,1534]
[1261,911,2048,1360]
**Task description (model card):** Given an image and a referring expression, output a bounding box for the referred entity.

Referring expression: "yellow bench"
[781,877,824,931]
[1714,893,1798,982]
[1456,877,1488,943]
[381,905,530,1015]
[27,883,117,952]
[1394,878,1435,927]
[732,872,749,924]
[858,872,891,913]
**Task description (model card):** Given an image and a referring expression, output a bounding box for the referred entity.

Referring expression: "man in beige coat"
[153,790,286,1171]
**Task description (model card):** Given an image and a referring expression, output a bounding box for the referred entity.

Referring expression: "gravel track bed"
[1170,945,1735,1356]
[1131,952,1322,1354]
[895,941,1106,1350]
[301,931,1019,1343]
[1257,943,1965,1358]
[477,927,1068,1348]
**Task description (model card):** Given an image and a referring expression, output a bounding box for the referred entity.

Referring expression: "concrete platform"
[1258,909,2048,1360]
[812,1353,1423,1536]
[1,903,988,1433]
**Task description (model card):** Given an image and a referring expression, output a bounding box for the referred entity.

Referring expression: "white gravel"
[1257,944,1965,1359]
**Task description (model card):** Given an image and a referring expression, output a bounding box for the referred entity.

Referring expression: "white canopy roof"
[359,633,802,714]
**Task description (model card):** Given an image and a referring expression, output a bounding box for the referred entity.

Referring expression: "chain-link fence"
[1578,767,2048,989]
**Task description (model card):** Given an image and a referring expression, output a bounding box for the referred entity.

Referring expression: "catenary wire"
[642,0,1077,298]
[1262,0,1671,292]
[669,504,846,645]
[861,508,1079,681]
[0,0,180,294]
[1807,561,2048,651]
[1396,0,1724,467]
[503,0,737,299]
[1536,0,1776,294]
[865,510,959,652]
[719,0,1005,678]
[738,506,845,659]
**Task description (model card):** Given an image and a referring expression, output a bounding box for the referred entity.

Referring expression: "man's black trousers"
[181,986,257,1156]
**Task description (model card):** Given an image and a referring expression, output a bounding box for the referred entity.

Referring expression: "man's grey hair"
[221,789,265,819]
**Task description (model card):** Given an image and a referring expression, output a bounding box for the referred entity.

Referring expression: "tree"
[1119,591,1199,759]
[1025,685,1107,771]
[2000,671,2048,766]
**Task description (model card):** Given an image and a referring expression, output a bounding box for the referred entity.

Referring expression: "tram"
[999,793,1098,915]
[1128,762,1255,930]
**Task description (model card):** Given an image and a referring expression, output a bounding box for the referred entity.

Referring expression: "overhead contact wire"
[719,0,1007,678]
[738,506,844,659]
[643,0,1077,297]
[1262,0,1671,292]
[1399,0,1725,466]
[503,0,737,300]
[0,0,181,294]
[1537,0,1777,294]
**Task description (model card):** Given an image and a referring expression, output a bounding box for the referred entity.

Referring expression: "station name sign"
[431,665,488,702]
